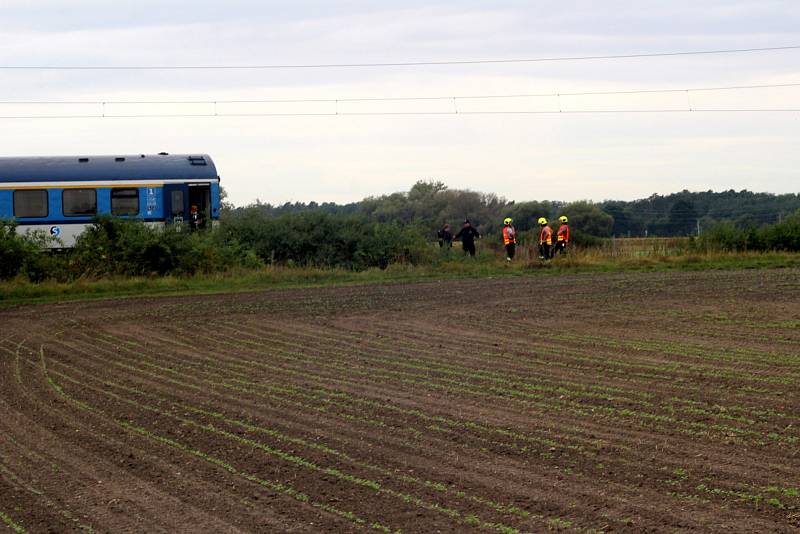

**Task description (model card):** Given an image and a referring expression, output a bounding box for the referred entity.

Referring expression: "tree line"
[602,189,800,237]
[229,182,800,238]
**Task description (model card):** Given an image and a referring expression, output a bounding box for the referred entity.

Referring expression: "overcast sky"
[1,0,798,206]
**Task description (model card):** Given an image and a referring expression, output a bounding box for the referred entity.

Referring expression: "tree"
[668,199,697,236]
[507,201,559,232]
[407,180,447,201]
[563,201,614,237]
[219,186,235,216]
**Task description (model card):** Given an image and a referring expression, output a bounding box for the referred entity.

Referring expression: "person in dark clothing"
[454,219,481,256]
[437,223,453,249]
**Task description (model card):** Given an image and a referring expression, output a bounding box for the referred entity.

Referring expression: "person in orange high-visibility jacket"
[555,215,570,255]
[538,217,553,259]
[501,217,517,261]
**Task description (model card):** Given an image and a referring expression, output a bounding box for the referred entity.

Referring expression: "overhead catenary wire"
[1,108,798,120]
[1,81,799,106]
[1,45,799,70]
[1,80,796,119]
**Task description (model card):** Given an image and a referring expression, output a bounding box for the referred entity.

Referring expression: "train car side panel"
[210,182,221,220]
[17,223,88,247]
[0,190,11,218]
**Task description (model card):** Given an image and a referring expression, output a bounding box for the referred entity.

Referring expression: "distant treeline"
[603,190,800,237]
[231,183,800,238]
[230,181,612,240]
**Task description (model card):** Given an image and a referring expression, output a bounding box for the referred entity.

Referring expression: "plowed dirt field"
[1,269,799,533]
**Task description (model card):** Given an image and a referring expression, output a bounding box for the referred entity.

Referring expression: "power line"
[1,108,798,120]
[1,45,799,70]
[1,82,798,106]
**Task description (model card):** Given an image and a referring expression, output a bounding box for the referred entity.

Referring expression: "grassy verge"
[1,250,799,308]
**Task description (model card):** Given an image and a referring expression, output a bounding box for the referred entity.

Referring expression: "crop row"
[21,326,796,510]
[3,339,314,533]
[12,308,800,528]
[0,461,93,534]
[35,351,552,534]
[65,326,612,458]
[182,321,800,445]
[101,326,800,510]
[6,326,792,516]
[0,343,99,534]
[18,332,692,532]
[18,335,597,533]
[451,315,799,389]
[220,318,800,430]
[315,314,797,408]
[20,345,403,534]
[10,332,792,528]
[0,511,27,534]
[6,340,548,532]
[555,331,800,371]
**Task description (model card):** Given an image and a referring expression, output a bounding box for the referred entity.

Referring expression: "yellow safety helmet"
[537,217,548,225]
[503,217,513,225]
[559,215,569,223]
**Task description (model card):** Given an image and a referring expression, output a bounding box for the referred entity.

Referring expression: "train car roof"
[0,153,218,183]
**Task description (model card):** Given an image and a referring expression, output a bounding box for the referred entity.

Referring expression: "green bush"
[761,211,800,251]
[221,209,432,269]
[697,210,800,252]
[70,217,261,277]
[0,221,60,281]
[568,228,604,248]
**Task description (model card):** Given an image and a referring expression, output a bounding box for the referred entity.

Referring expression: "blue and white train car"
[0,153,221,247]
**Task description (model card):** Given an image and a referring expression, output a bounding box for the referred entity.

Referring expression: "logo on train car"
[49,225,62,237]
[146,187,157,215]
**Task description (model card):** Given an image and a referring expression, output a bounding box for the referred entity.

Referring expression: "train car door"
[188,184,211,229]
[164,184,188,224]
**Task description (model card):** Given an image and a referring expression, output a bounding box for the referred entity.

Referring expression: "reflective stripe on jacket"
[502,226,516,245]
[539,226,552,245]
[557,224,570,243]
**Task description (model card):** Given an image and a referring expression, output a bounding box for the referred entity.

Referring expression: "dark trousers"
[555,241,567,255]
[463,242,476,256]
[505,243,516,259]
[539,243,551,259]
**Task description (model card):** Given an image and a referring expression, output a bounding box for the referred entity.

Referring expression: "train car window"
[13,190,48,218]
[171,190,184,216]
[111,188,139,216]
[63,189,97,217]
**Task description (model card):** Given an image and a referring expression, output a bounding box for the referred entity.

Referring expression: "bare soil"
[1,269,799,533]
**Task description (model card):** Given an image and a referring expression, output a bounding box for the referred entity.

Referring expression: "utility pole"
[697,219,701,237]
